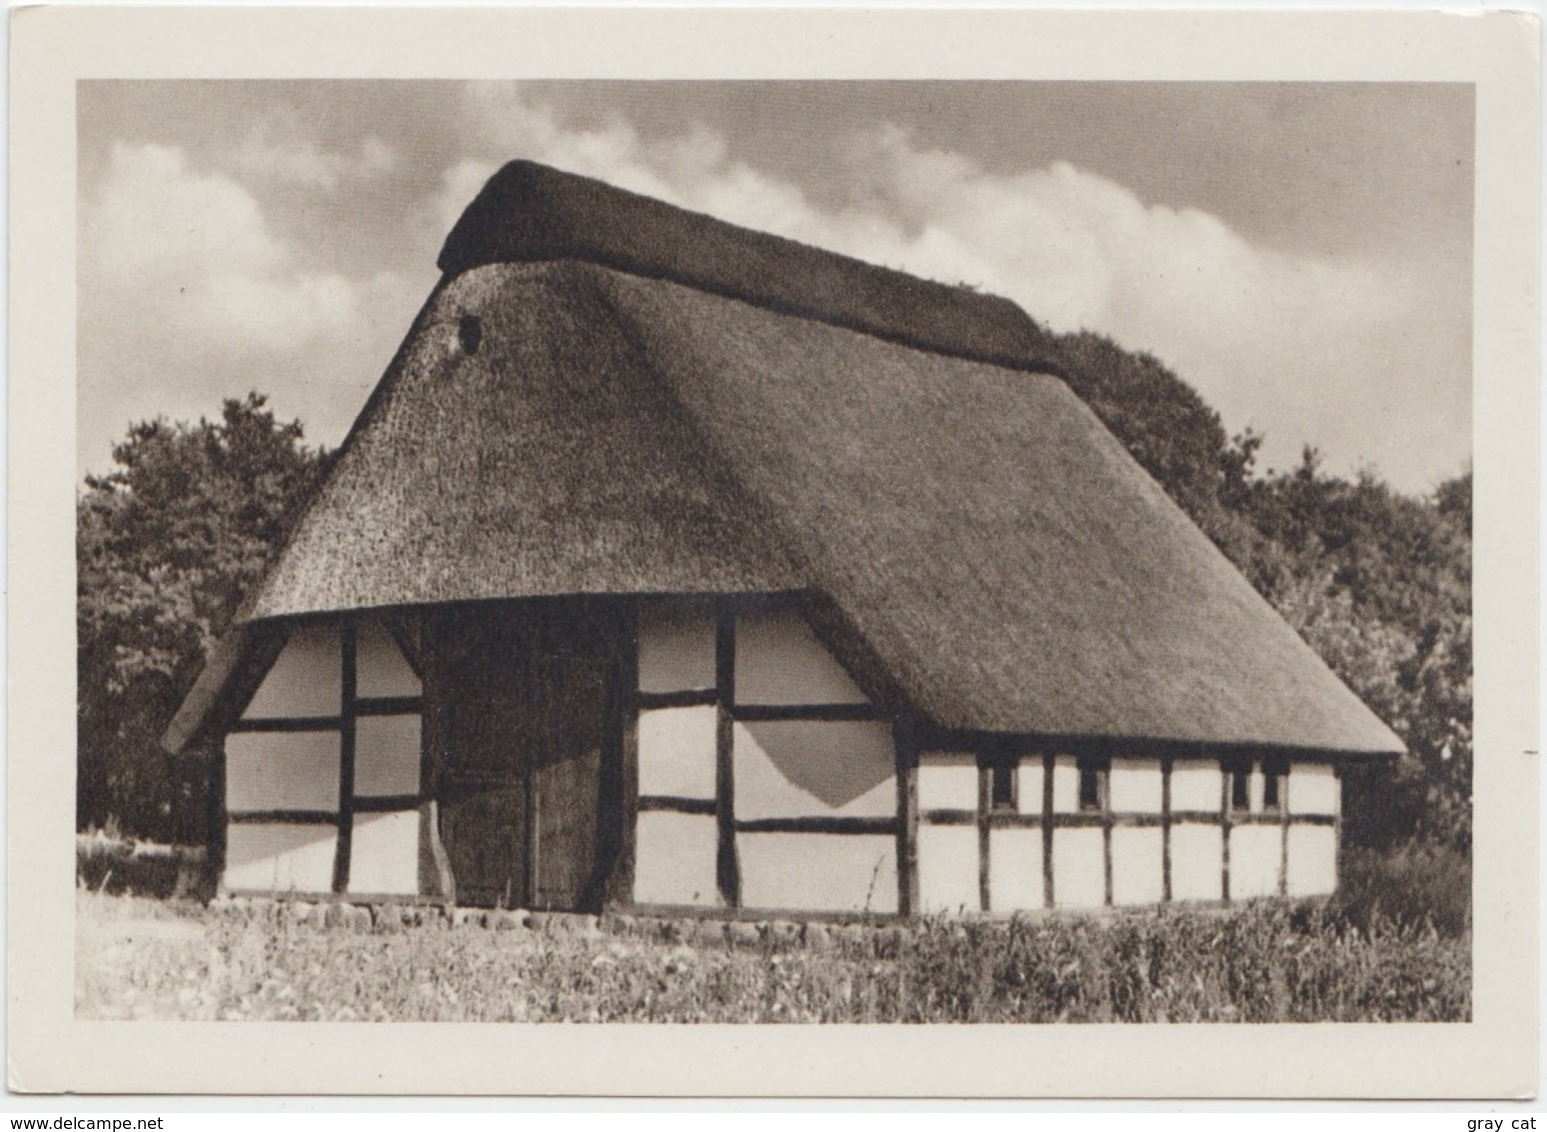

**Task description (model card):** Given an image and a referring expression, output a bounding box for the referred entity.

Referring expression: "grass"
[1329,840,1472,941]
[75,891,1470,1023]
[76,828,210,900]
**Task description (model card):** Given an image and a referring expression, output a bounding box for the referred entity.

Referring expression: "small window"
[990,763,1016,811]
[1262,760,1286,812]
[1229,764,1251,812]
[1077,762,1104,812]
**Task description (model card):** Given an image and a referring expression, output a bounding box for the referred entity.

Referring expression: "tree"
[77,394,329,842]
[1056,332,1472,855]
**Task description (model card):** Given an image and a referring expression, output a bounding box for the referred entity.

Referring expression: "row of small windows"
[983,758,1292,814]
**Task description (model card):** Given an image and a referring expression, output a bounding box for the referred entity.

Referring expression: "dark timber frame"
[215,594,1349,915]
[220,613,430,899]
[912,746,1341,915]
[625,593,896,915]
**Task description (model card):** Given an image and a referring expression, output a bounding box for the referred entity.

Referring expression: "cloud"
[79,90,1464,492]
[442,88,1464,490]
[232,129,397,191]
[82,142,375,351]
[78,142,419,474]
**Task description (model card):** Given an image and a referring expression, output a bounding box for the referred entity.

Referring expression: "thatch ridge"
[438,160,1064,377]
[234,260,1400,758]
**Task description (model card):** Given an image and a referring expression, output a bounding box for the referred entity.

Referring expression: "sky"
[77,81,1474,493]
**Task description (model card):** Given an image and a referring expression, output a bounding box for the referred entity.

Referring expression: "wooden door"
[527,604,611,910]
[431,608,535,908]
[430,600,619,911]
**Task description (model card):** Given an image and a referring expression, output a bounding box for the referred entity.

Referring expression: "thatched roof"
[223,252,1400,758]
[439,161,1064,376]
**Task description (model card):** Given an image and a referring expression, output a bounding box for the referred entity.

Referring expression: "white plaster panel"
[1289,763,1339,815]
[739,834,897,914]
[734,609,867,705]
[918,824,980,915]
[1109,758,1163,812]
[638,601,716,693]
[1016,758,1045,817]
[1286,824,1338,897]
[1052,826,1106,908]
[634,812,721,907]
[354,714,421,797]
[242,622,340,719]
[734,721,894,818]
[989,827,1043,913]
[1230,824,1282,900]
[1169,823,1224,902]
[224,823,338,894]
[638,706,717,799]
[1248,768,1266,813]
[347,809,420,896]
[1170,759,1223,813]
[1111,826,1165,906]
[225,731,340,812]
[1051,757,1082,814]
[355,617,421,698]
[918,754,979,812]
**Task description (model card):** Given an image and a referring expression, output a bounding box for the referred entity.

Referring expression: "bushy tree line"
[1058,330,1471,855]
[77,394,329,842]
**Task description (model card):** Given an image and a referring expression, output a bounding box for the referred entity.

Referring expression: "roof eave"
[912,723,1404,763]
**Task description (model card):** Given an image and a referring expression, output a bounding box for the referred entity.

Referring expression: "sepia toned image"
[73,76,1473,1023]
[11,6,1536,1099]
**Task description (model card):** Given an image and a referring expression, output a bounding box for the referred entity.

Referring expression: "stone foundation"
[206,895,1043,957]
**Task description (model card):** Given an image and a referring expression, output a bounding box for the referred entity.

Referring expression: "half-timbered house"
[163,160,1402,917]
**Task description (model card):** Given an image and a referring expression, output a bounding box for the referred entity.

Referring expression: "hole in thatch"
[457,315,483,355]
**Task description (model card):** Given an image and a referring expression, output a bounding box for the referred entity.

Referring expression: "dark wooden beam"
[1331,763,1345,895]
[734,815,897,836]
[893,715,919,917]
[713,591,806,615]
[229,716,343,733]
[1229,812,1301,827]
[730,703,881,723]
[1170,809,1232,825]
[639,795,717,816]
[1101,763,1113,908]
[228,809,339,826]
[355,696,424,717]
[601,599,640,912]
[420,799,456,903]
[714,601,740,908]
[977,764,991,913]
[416,621,450,902]
[209,731,228,894]
[165,622,288,756]
[920,808,977,826]
[637,688,718,711]
[1161,756,1173,904]
[1279,776,1291,899]
[353,793,423,814]
[932,808,1220,831]
[332,619,358,894]
[1041,754,1054,908]
[916,726,1394,769]
[1219,761,1231,904]
[382,612,426,681]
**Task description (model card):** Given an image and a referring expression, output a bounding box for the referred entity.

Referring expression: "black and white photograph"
[10,6,1538,1099]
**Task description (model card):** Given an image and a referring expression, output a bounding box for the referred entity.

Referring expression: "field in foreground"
[76,891,1469,1023]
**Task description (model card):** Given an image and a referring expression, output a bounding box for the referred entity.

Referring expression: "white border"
[8,6,1539,1099]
